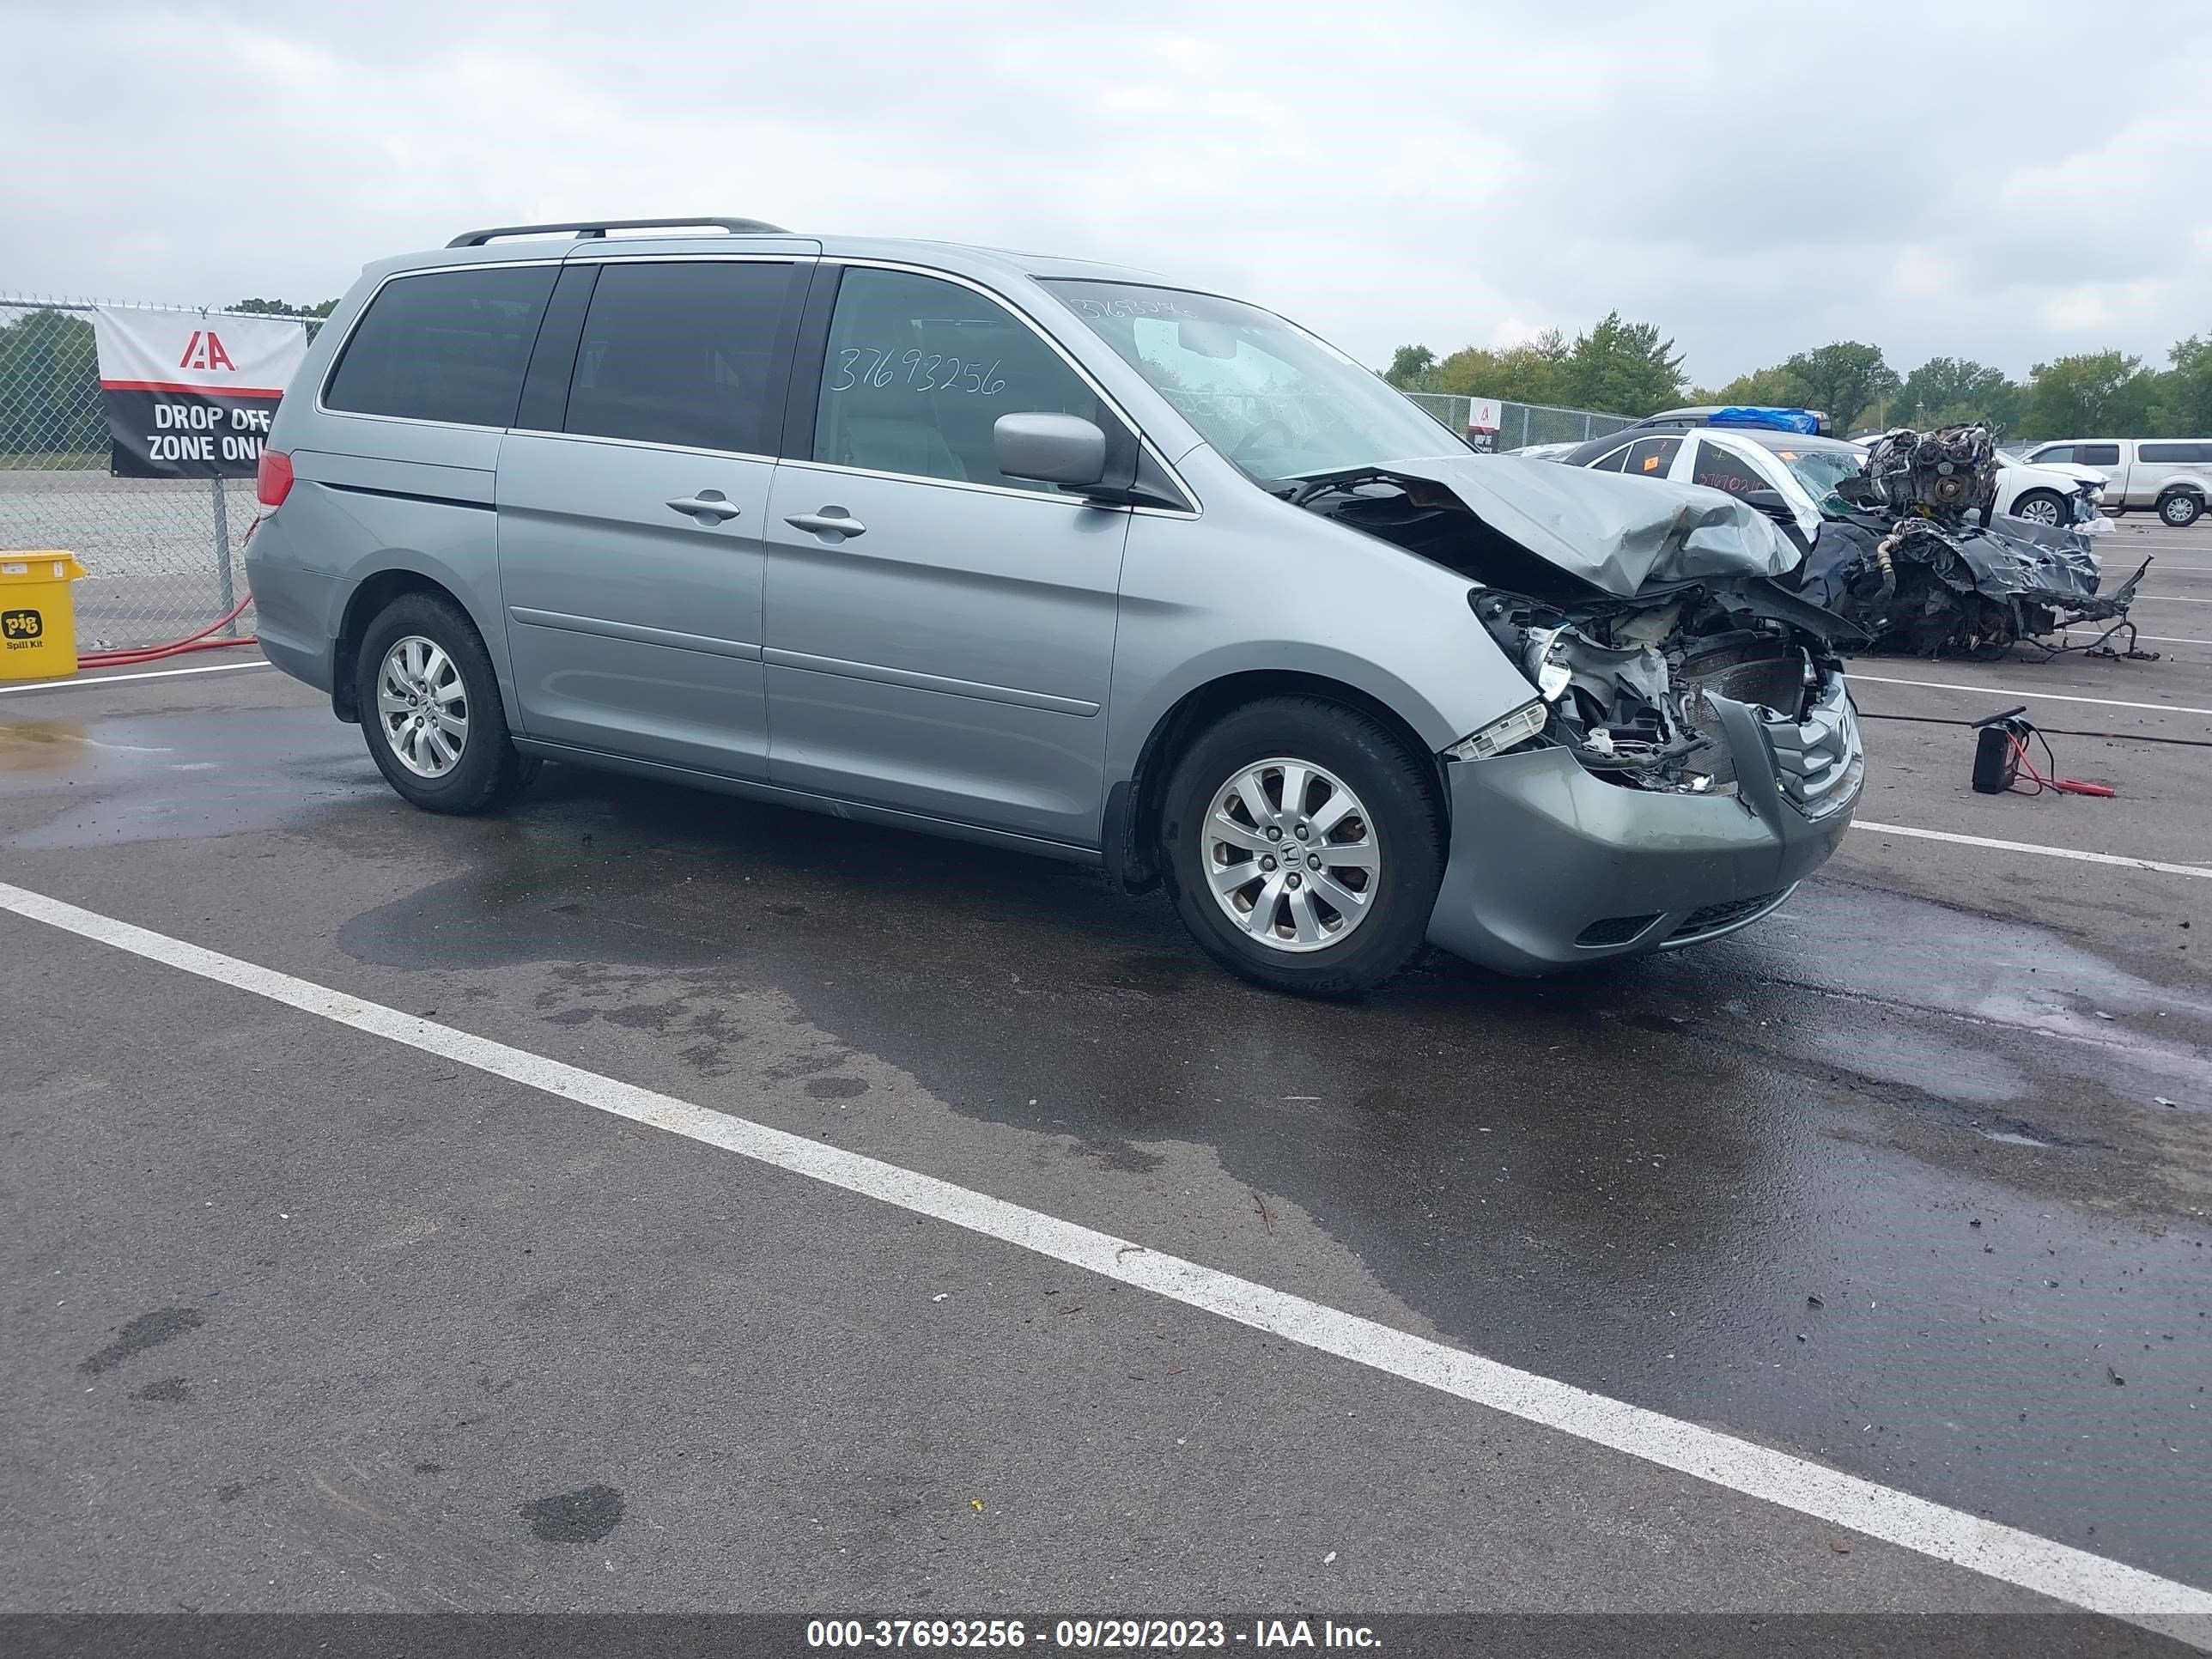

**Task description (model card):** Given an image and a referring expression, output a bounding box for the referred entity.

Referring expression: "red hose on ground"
[77,596,258,670]
[2004,729,2117,799]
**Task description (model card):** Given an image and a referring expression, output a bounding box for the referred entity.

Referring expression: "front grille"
[1667,890,1785,942]
[1765,676,1860,817]
[1576,913,1662,948]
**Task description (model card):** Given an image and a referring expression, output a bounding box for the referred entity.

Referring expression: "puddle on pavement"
[0,719,90,775]
[3,707,380,847]
[330,763,2212,1236]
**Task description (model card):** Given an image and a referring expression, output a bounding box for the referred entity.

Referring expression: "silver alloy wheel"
[1202,756,1381,953]
[375,635,469,779]
[2015,495,2063,526]
[2163,495,2198,526]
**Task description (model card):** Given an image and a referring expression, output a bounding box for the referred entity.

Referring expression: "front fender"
[1109,637,1474,786]
[1105,494,1537,790]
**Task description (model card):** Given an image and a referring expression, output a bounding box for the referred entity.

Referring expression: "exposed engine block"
[1856,423,1998,520]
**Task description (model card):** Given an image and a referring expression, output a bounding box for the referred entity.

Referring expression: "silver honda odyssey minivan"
[246,217,1863,994]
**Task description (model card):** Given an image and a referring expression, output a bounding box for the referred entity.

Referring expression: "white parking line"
[0,659,272,696]
[1847,674,2212,718]
[0,878,2206,1633]
[2139,594,2210,603]
[1851,821,2212,879]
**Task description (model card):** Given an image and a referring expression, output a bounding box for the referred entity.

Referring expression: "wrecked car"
[248,228,1863,997]
[1567,409,2113,532]
[1807,426,2152,659]
[1558,416,2144,659]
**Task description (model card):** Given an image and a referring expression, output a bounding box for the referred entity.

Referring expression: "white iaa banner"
[93,307,310,479]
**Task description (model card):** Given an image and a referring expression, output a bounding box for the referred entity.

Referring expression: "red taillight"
[257,448,294,507]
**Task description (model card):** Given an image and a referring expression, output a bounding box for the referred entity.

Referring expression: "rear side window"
[1624,435,1681,476]
[1692,439,1769,497]
[325,265,557,428]
[1587,444,1632,472]
[811,267,1105,492]
[2074,443,2121,466]
[2139,441,2212,464]
[564,261,799,454]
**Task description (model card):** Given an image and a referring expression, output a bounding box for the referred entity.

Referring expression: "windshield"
[1040,279,1460,481]
[1771,445,1868,511]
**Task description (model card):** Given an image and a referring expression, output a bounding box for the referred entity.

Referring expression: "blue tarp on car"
[1710,406,1821,434]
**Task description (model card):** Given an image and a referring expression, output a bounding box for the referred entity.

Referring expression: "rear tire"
[2159,492,2203,528]
[355,591,538,815]
[1159,696,1443,996]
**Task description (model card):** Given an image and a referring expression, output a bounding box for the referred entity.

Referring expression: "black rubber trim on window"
[756,262,811,459]
[325,483,495,512]
[514,264,600,434]
[780,262,845,462]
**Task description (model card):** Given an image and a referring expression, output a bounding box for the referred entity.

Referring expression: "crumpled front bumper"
[1425,681,1862,975]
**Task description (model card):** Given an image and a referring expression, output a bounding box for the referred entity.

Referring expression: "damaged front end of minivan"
[1279,454,1866,972]
[1463,579,1859,804]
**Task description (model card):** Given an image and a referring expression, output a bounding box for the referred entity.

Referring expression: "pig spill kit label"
[93,307,310,479]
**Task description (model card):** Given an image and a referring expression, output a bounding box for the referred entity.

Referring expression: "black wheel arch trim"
[332,569,510,726]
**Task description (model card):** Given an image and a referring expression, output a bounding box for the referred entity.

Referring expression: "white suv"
[2021,439,2212,527]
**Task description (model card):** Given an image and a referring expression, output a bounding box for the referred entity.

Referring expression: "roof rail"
[446,217,787,248]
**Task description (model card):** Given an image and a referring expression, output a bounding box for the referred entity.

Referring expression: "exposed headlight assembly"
[1523,626,1575,702]
[1445,700,1548,762]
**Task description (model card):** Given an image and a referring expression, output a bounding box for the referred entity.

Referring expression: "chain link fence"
[1404,391,1635,452]
[0,295,315,651]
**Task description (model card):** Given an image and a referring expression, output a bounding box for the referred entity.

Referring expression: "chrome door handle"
[784,509,866,540]
[666,492,741,523]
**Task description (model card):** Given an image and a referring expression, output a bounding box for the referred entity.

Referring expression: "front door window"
[813,268,1105,492]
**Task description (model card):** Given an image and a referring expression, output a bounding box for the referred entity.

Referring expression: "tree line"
[0,307,102,457]
[1382,314,2212,441]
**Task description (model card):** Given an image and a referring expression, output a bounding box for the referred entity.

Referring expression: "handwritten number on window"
[828,343,1011,398]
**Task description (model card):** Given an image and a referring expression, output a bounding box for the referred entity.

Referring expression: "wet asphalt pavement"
[2,517,2208,1626]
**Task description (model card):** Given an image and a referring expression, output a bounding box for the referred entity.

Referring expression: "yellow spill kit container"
[0,552,88,681]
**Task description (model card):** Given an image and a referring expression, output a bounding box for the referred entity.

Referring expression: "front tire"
[2160,492,2203,528]
[2010,489,2068,528]
[1160,696,1444,996]
[355,591,538,814]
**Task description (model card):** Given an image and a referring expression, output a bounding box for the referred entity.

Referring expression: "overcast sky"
[5,0,2208,387]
